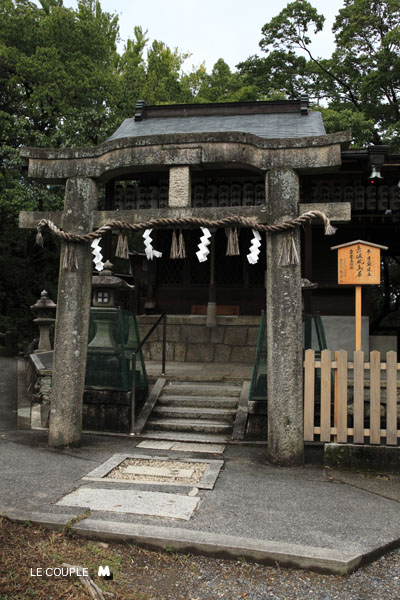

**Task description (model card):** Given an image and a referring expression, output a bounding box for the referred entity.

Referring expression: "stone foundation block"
[186,344,215,362]
[165,325,181,342]
[174,343,187,362]
[210,328,225,343]
[224,326,248,346]
[324,443,400,472]
[246,327,260,346]
[150,342,175,361]
[214,344,232,362]
[142,345,151,360]
[231,346,256,363]
[182,326,211,344]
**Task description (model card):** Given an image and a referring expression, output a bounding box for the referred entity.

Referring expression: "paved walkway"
[1,356,400,574]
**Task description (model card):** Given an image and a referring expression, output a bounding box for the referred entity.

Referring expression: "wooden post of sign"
[331,240,388,353]
[355,284,362,351]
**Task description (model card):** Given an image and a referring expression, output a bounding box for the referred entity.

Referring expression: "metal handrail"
[130,313,167,435]
[249,311,266,402]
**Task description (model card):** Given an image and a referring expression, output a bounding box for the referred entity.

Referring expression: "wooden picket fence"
[304,349,400,445]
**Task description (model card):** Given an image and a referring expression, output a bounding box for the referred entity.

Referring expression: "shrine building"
[88,100,398,359]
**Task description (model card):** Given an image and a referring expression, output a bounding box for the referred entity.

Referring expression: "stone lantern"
[91,260,133,308]
[31,290,56,351]
[90,261,134,349]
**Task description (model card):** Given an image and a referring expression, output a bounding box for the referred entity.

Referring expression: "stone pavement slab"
[137,440,226,453]
[171,442,226,453]
[137,441,174,450]
[56,487,200,520]
[72,519,365,575]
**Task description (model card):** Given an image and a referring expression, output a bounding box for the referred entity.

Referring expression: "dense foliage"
[1,0,399,343]
[238,0,400,149]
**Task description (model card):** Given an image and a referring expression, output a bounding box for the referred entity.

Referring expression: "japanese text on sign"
[338,243,381,285]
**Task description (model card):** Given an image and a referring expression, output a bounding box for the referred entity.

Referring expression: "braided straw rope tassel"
[226,227,240,256]
[115,231,130,259]
[62,242,78,271]
[170,230,179,259]
[177,229,186,258]
[279,232,300,266]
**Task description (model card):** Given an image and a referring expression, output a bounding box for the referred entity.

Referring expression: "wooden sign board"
[331,240,388,285]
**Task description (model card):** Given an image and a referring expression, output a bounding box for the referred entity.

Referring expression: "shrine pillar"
[265,169,303,466]
[48,178,98,448]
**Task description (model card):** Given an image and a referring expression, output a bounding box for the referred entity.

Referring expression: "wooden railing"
[304,349,399,446]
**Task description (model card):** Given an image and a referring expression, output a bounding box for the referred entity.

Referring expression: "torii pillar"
[266,169,303,465]
[48,178,98,447]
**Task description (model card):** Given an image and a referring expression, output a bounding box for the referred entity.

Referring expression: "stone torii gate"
[19,120,351,466]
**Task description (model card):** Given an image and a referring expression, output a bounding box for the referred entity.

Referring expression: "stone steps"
[163,383,240,397]
[146,418,233,434]
[152,406,237,421]
[157,395,239,408]
[141,431,231,443]
[142,380,241,441]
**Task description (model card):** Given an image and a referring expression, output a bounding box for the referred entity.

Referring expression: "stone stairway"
[142,381,242,442]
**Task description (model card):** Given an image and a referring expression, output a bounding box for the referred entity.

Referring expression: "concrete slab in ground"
[137,441,226,453]
[171,442,226,454]
[56,487,200,520]
[137,441,174,450]
[72,519,367,575]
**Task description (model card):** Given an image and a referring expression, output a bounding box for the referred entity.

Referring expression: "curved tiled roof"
[106,110,326,142]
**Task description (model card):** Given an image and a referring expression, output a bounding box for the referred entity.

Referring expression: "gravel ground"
[129,547,400,600]
[1,517,399,600]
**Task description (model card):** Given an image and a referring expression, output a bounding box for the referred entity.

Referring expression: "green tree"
[0,0,120,149]
[0,0,122,346]
[117,26,148,116]
[194,58,257,103]
[142,40,191,104]
[237,0,400,149]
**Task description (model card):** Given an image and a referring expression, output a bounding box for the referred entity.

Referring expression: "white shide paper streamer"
[91,238,104,272]
[196,227,212,262]
[143,229,162,260]
[247,229,261,264]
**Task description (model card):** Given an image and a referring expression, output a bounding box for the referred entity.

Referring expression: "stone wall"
[137,315,261,364]
[321,316,369,355]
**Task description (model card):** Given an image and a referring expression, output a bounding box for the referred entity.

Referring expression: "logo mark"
[98,565,113,579]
